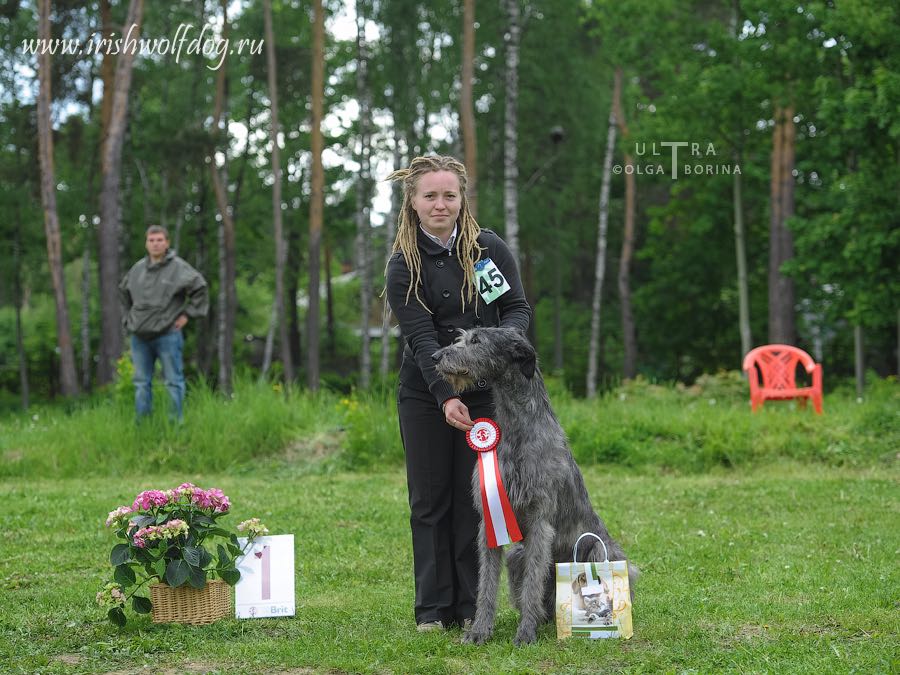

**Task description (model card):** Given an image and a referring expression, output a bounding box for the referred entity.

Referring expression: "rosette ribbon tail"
[467,417,522,549]
[477,448,523,548]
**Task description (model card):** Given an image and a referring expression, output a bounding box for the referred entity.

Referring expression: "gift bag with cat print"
[555,532,633,639]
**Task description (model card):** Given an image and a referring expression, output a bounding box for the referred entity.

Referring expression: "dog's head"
[432,327,536,389]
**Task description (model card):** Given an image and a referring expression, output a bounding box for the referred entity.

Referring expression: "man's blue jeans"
[131,330,185,421]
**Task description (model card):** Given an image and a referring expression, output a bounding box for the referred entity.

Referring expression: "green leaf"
[220,568,240,586]
[182,546,203,567]
[217,544,231,566]
[132,515,154,527]
[153,559,167,580]
[114,563,136,587]
[199,548,213,568]
[110,544,131,566]
[108,606,126,627]
[132,596,152,614]
[155,513,168,524]
[208,527,231,538]
[193,515,216,526]
[134,548,153,565]
[165,559,190,587]
[187,565,207,589]
[227,543,242,558]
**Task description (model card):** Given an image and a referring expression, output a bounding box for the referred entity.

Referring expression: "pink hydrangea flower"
[236,518,269,537]
[173,482,198,499]
[190,487,230,513]
[105,505,133,528]
[132,490,170,511]
[132,519,189,548]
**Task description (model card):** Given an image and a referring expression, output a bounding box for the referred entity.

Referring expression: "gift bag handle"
[573,532,609,563]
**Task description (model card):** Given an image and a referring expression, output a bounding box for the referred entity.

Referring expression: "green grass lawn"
[1,463,896,674]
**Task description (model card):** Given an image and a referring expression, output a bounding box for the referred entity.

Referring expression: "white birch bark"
[586,83,619,398]
[503,0,521,265]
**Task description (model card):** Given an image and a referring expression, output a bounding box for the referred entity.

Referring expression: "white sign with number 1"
[235,534,295,619]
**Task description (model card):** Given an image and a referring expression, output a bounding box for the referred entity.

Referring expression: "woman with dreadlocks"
[385,155,531,632]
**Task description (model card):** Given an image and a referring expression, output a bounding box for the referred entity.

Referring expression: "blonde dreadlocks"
[385,155,483,312]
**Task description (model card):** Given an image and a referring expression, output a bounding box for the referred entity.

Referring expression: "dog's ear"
[512,337,536,379]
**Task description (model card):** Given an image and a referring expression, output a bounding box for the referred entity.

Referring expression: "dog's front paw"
[513,625,537,646]
[461,627,492,646]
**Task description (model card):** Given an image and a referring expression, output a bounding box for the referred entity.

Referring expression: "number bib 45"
[474,258,511,305]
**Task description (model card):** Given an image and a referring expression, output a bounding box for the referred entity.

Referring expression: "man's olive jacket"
[119,249,209,340]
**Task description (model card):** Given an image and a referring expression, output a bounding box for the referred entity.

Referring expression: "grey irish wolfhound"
[432,327,638,645]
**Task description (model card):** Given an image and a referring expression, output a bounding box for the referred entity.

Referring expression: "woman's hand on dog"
[443,398,475,431]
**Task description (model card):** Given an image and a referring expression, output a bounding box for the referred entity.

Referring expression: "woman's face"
[411,170,461,241]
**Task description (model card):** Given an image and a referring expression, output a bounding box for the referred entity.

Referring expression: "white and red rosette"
[467,418,522,548]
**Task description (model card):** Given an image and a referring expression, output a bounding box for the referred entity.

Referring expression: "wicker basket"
[150,579,231,625]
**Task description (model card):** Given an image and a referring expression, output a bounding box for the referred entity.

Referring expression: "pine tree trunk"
[356,0,373,389]
[586,74,619,398]
[37,0,80,397]
[209,0,236,395]
[768,103,796,344]
[97,0,143,385]
[460,0,478,217]
[307,0,325,390]
[613,66,637,379]
[503,0,520,264]
[263,0,293,382]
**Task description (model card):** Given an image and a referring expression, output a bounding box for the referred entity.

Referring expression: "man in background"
[119,225,208,421]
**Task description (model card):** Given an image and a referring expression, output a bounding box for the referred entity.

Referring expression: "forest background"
[1,0,898,409]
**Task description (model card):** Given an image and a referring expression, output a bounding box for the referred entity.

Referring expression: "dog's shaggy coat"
[433,327,637,645]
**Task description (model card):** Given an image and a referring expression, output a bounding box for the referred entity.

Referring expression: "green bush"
[339,391,403,469]
[1,372,896,479]
[0,377,344,478]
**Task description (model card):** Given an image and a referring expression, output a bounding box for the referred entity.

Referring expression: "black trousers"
[398,383,494,625]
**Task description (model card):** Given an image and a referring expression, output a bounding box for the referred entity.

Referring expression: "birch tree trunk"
[731,0,752,361]
[612,66,637,379]
[209,0,237,395]
[768,102,796,345]
[97,0,143,385]
[13,215,29,409]
[460,0,478,217]
[307,0,325,390]
[261,0,293,381]
[503,0,520,264]
[380,127,402,378]
[356,0,373,389]
[81,243,92,390]
[324,241,335,356]
[586,74,619,398]
[854,325,864,398]
[734,147,752,359]
[37,0,79,397]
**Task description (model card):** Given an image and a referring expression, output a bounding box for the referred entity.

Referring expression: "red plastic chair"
[742,344,823,414]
